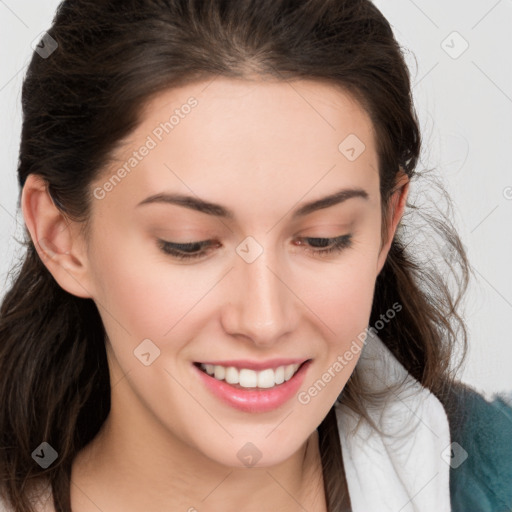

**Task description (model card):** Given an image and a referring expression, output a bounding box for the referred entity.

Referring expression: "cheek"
[305,256,378,339]
[87,231,196,339]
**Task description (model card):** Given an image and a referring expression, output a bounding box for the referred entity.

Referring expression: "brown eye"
[295,235,353,257]
[156,235,353,261]
[157,239,217,260]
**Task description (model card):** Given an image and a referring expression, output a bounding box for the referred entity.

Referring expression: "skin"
[22,77,409,512]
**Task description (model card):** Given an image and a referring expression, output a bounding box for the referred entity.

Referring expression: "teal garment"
[443,383,512,512]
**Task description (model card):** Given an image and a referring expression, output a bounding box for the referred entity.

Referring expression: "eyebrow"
[136,187,369,219]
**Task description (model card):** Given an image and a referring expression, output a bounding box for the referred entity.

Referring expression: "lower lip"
[192,360,312,413]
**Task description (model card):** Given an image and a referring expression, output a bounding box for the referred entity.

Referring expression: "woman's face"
[78,78,404,468]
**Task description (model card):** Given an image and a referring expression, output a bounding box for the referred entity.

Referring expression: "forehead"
[101,77,379,214]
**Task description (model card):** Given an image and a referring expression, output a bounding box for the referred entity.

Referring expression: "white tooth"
[274,366,285,385]
[225,366,239,384]
[257,368,277,389]
[284,364,293,380]
[214,365,225,380]
[203,362,303,387]
[239,369,258,388]
[284,364,297,381]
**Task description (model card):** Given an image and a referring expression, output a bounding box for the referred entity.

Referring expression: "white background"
[1,0,511,397]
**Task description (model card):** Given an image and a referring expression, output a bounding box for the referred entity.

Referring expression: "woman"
[1,1,511,511]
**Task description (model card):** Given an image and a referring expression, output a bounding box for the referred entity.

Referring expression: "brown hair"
[0,1,470,511]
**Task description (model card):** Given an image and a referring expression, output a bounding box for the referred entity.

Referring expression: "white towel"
[335,329,452,511]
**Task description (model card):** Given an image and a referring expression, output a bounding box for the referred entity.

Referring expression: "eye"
[157,235,353,260]
[294,235,353,257]
[157,239,219,260]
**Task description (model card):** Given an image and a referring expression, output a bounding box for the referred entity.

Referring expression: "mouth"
[193,359,311,390]
[192,358,313,412]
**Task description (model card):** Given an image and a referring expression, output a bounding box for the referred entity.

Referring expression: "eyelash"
[157,235,353,260]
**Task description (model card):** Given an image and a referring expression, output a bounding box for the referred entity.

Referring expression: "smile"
[196,361,306,389]
[192,359,313,413]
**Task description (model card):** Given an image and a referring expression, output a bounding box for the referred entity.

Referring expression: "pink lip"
[192,359,312,413]
[195,358,308,371]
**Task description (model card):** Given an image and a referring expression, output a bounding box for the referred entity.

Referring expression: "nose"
[220,245,298,347]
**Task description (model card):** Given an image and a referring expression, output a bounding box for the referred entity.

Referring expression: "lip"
[194,358,308,371]
[193,359,312,413]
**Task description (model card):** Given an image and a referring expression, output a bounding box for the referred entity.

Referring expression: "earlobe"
[21,174,95,299]
[376,168,410,275]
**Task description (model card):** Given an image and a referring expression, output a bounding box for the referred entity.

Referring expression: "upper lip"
[195,358,310,371]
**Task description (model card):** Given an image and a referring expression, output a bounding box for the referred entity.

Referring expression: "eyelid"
[156,234,353,260]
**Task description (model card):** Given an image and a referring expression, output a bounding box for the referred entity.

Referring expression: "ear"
[21,174,95,299]
[375,167,410,275]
